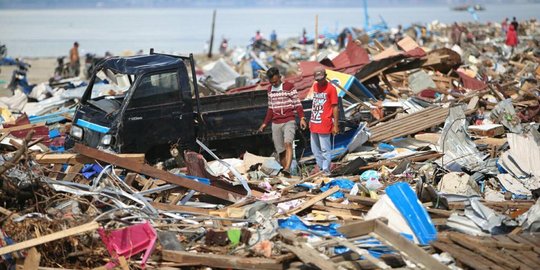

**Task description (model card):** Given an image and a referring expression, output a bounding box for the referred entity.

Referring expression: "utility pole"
[314,14,319,59]
[208,9,216,58]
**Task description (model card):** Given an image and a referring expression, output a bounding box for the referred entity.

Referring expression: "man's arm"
[258,108,273,132]
[332,104,339,135]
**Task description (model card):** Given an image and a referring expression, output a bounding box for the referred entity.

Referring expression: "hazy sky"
[1,0,539,9]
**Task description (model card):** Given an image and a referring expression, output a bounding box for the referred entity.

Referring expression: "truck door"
[119,70,194,155]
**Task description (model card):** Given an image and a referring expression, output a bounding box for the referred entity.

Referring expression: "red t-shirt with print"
[309,82,338,134]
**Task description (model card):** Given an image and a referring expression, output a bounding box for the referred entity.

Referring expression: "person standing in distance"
[258,67,307,174]
[69,42,80,76]
[309,67,339,176]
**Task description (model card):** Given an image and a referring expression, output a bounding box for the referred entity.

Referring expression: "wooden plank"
[48,164,63,179]
[310,209,363,220]
[475,237,532,251]
[322,201,367,210]
[338,219,377,238]
[124,173,137,186]
[162,250,282,270]
[513,235,540,247]
[448,233,522,270]
[284,243,338,270]
[499,249,538,269]
[473,137,508,147]
[286,186,339,215]
[9,138,22,148]
[468,125,505,137]
[34,153,146,165]
[372,220,449,270]
[344,195,377,206]
[397,36,420,52]
[0,221,99,256]
[431,241,505,270]
[74,144,244,202]
[22,244,41,270]
[0,123,46,134]
[62,163,84,181]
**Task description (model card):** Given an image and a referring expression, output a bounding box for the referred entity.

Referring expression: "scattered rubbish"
[0,16,539,270]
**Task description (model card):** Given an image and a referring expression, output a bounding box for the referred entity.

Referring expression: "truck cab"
[65,52,199,159]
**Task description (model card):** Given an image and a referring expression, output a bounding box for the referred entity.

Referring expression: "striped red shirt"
[263,82,305,125]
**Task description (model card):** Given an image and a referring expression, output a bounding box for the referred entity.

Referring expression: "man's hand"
[332,124,339,135]
[300,118,307,130]
[258,123,267,133]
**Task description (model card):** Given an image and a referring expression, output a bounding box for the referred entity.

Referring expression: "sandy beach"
[0,54,215,97]
[0,57,57,96]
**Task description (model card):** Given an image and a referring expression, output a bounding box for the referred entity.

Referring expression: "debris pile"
[0,19,539,269]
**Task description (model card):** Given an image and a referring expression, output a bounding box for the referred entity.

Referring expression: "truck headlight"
[70,125,83,139]
[101,134,112,146]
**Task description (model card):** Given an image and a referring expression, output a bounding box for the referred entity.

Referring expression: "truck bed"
[197,90,312,141]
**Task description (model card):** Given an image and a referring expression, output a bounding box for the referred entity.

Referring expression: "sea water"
[0,5,538,57]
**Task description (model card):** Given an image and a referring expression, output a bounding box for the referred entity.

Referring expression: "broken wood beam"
[73,144,243,202]
[0,221,99,256]
[23,248,41,270]
[286,186,340,215]
[338,219,449,270]
[284,242,339,270]
[162,250,283,270]
[34,153,145,165]
[0,123,46,134]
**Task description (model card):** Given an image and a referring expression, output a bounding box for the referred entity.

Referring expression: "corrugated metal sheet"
[369,106,450,142]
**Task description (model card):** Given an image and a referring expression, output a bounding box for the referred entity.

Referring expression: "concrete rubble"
[0,19,539,269]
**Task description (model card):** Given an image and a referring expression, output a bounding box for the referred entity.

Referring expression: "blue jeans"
[310,133,332,173]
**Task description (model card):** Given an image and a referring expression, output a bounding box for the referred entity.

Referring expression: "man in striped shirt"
[258,67,307,174]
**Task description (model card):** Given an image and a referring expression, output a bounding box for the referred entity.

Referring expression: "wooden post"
[314,14,319,59]
[207,9,216,58]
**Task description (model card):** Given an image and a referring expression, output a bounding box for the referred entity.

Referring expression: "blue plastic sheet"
[378,143,395,152]
[320,178,355,199]
[49,145,65,153]
[81,164,104,179]
[386,182,437,245]
[49,129,61,139]
[278,215,342,237]
[177,174,211,185]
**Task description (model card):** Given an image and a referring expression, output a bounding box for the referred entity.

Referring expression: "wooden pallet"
[432,232,540,270]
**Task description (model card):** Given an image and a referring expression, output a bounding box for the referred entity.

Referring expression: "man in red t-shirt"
[309,67,339,175]
[258,67,307,174]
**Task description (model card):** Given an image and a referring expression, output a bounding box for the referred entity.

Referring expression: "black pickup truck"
[65,51,315,160]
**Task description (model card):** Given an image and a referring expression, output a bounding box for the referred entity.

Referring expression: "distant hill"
[1,0,539,9]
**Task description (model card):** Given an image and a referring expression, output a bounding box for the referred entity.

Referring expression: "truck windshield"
[90,68,133,100]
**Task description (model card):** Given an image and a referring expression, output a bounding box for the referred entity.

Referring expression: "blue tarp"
[386,182,437,245]
[278,215,342,237]
[320,178,355,199]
